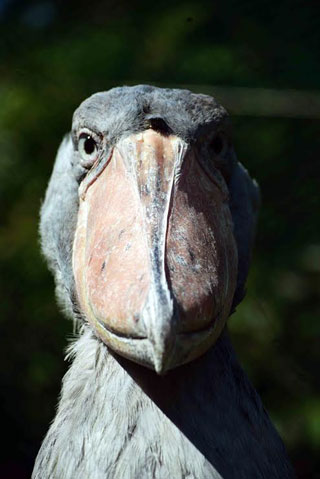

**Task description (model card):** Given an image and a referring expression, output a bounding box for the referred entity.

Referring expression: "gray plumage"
[32,85,294,478]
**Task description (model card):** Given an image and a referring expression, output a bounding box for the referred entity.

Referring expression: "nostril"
[148,117,172,136]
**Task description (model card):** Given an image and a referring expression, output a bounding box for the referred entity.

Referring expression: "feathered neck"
[32,326,293,479]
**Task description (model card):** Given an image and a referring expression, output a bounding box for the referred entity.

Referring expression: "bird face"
[70,87,237,374]
[41,86,259,374]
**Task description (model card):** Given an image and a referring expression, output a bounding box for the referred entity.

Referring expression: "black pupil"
[211,135,224,155]
[84,136,96,155]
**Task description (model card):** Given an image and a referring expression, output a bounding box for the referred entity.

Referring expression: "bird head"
[40,85,259,374]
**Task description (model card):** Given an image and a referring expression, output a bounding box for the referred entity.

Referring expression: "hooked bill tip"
[149,327,177,375]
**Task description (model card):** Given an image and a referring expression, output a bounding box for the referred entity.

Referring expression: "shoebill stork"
[32,85,294,479]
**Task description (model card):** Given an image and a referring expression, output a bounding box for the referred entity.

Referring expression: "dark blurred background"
[0,0,319,477]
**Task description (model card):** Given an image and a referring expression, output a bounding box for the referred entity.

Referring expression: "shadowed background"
[0,1,319,477]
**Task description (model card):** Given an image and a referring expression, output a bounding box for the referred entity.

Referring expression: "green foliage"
[0,1,319,477]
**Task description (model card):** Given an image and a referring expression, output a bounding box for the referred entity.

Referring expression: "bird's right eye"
[78,133,99,168]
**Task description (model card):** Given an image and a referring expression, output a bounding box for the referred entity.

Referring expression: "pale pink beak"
[73,129,237,373]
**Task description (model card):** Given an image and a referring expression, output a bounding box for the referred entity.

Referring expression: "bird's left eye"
[78,133,98,168]
[210,133,227,156]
